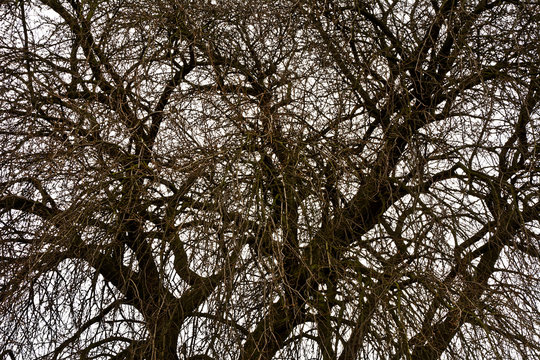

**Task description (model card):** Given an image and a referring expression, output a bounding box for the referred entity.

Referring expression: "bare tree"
[1,0,539,359]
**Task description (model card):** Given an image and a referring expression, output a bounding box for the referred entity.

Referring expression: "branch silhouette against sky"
[1,0,539,359]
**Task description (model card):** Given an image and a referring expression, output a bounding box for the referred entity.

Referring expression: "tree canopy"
[1,0,539,359]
